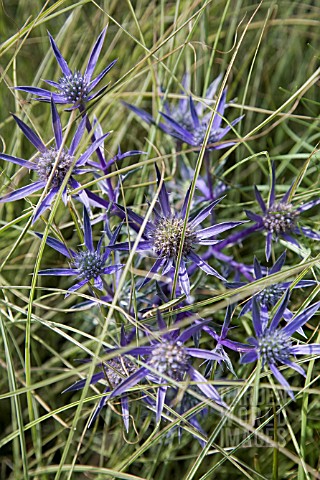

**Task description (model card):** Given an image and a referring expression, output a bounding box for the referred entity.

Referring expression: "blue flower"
[0,99,109,222]
[110,165,243,296]
[106,312,226,423]
[64,312,225,429]
[245,163,320,260]
[228,252,316,333]
[124,74,243,150]
[213,163,320,259]
[15,28,116,108]
[240,291,320,399]
[36,207,123,294]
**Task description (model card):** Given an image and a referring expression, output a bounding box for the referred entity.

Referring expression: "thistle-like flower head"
[15,28,117,108]
[105,311,226,423]
[37,208,123,294]
[240,291,320,399]
[124,74,243,151]
[0,99,110,222]
[245,163,320,260]
[110,165,243,296]
[64,312,225,429]
[229,252,315,334]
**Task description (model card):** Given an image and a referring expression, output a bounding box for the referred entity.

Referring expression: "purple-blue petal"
[155,164,171,217]
[159,111,195,144]
[66,279,89,295]
[269,363,294,400]
[265,232,272,261]
[102,265,124,275]
[35,232,75,258]
[77,132,111,166]
[181,183,192,219]
[197,221,243,240]
[0,153,37,170]
[186,348,221,361]
[88,59,118,91]
[0,181,45,203]
[156,385,168,423]
[254,186,267,213]
[269,251,287,275]
[282,301,320,337]
[48,32,72,76]
[32,186,60,223]
[245,210,263,224]
[240,349,258,364]
[253,257,262,279]
[109,367,149,399]
[12,114,46,153]
[188,366,225,406]
[178,259,190,296]
[290,344,320,356]
[189,96,200,128]
[62,371,105,392]
[85,27,107,81]
[252,297,263,337]
[296,197,320,213]
[88,388,110,428]
[188,251,225,280]
[269,289,290,331]
[50,98,62,148]
[69,116,86,156]
[83,207,93,251]
[189,198,222,228]
[296,226,320,241]
[38,268,79,276]
[121,395,130,433]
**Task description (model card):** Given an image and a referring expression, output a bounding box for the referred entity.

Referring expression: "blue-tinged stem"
[204,151,214,200]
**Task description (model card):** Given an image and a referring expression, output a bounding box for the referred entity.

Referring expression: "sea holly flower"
[228,252,316,333]
[63,326,137,432]
[110,165,243,296]
[37,208,123,294]
[240,292,320,399]
[213,163,320,259]
[15,27,117,109]
[106,311,226,423]
[245,163,320,260]
[0,99,110,222]
[124,74,243,150]
[64,313,225,429]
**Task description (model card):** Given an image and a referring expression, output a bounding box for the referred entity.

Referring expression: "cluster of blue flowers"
[1,26,319,444]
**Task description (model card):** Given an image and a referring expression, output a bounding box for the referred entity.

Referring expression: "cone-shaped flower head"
[124,74,243,150]
[15,27,117,108]
[37,208,123,294]
[0,99,110,222]
[228,252,315,334]
[110,165,244,296]
[245,163,320,260]
[240,291,320,399]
